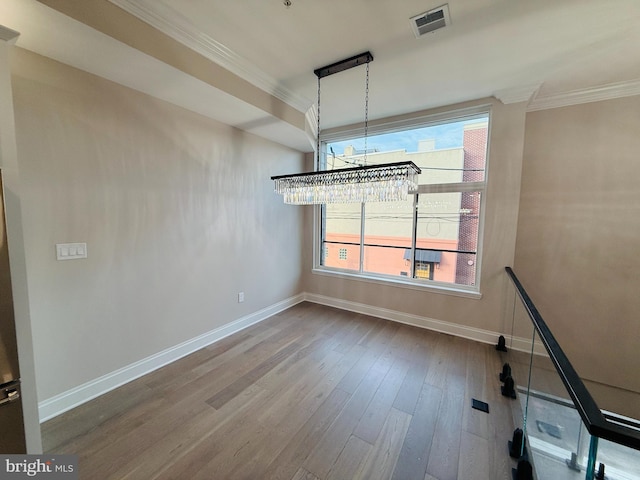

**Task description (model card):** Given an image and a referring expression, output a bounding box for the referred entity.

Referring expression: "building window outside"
[415,262,433,280]
[317,112,489,291]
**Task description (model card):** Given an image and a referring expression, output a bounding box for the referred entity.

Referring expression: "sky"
[327,117,484,155]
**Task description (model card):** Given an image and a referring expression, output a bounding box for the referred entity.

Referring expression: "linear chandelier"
[271,52,421,205]
[272,161,421,205]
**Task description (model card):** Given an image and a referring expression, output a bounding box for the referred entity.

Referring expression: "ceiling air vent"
[410,4,450,37]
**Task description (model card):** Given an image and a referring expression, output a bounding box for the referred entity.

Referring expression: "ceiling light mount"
[314,51,374,79]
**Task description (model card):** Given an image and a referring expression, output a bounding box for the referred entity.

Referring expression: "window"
[317,110,489,292]
[415,262,433,280]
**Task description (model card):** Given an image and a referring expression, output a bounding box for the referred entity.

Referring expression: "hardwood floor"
[42,302,519,479]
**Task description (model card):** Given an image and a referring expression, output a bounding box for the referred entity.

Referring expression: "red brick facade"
[454,124,487,286]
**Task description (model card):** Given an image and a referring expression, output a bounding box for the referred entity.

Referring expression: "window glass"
[362,198,414,276]
[415,192,480,285]
[318,114,488,291]
[322,203,361,271]
[326,119,486,184]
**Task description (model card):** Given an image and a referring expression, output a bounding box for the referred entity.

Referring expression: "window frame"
[312,105,491,298]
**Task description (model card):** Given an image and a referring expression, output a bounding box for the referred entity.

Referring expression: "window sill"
[311,267,482,299]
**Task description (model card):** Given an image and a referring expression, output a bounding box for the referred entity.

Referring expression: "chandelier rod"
[316,74,321,170]
[271,160,420,181]
[363,60,369,166]
[313,52,372,170]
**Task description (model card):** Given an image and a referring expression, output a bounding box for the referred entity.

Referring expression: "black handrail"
[505,266,640,451]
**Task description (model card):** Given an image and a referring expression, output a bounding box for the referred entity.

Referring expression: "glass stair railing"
[501,267,640,480]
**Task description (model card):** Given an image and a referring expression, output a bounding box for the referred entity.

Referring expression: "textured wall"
[11,48,305,401]
[516,96,640,395]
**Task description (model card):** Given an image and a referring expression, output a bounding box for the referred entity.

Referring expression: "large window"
[317,111,489,292]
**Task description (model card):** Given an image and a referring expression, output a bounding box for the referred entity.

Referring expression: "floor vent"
[410,4,450,37]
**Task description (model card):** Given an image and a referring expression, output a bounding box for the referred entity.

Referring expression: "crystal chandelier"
[271,52,421,205]
[272,161,421,205]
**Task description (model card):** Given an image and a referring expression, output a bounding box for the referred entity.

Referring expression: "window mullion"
[359,202,365,273]
[319,204,326,267]
[411,194,418,278]
[417,181,486,194]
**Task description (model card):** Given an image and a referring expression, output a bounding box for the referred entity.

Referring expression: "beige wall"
[516,96,640,395]
[303,100,528,335]
[10,48,305,402]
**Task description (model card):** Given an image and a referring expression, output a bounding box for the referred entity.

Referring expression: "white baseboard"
[509,335,547,357]
[39,291,545,422]
[38,294,305,422]
[302,292,547,355]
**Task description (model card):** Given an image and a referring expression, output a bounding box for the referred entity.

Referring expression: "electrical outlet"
[238,292,244,303]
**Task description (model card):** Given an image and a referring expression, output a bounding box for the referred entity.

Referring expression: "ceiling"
[2,0,640,152]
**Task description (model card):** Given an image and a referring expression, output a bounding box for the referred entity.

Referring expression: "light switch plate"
[56,243,88,260]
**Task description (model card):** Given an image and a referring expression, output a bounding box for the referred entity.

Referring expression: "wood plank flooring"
[42,302,519,479]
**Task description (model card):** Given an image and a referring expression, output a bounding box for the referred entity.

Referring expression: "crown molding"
[305,105,318,137]
[108,0,312,113]
[493,84,541,105]
[528,78,640,112]
[0,25,20,44]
